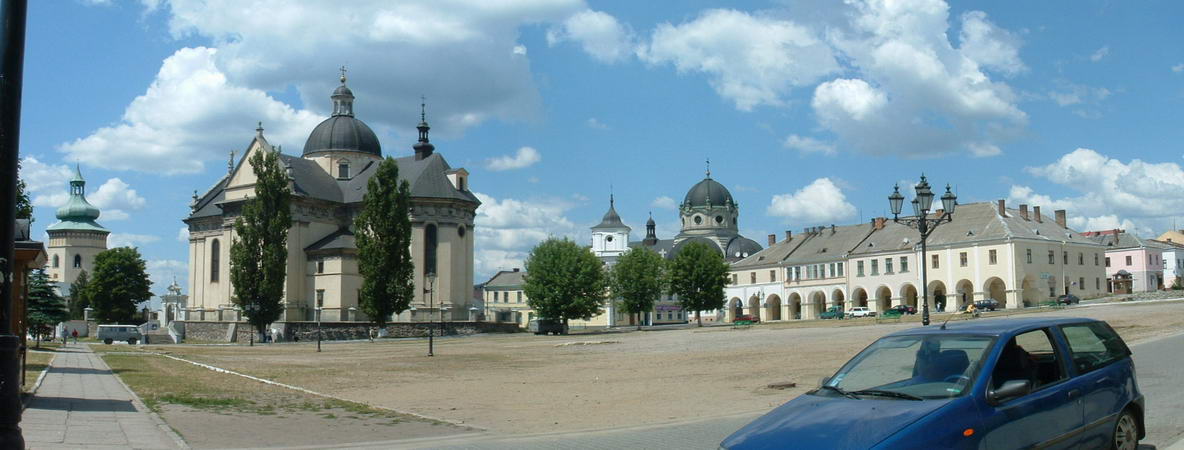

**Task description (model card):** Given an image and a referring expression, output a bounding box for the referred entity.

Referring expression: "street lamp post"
[440,304,451,341]
[315,306,322,353]
[425,272,436,357]
[888,175,957,326]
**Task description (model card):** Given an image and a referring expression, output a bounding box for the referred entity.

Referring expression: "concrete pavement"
[21,344,185,449]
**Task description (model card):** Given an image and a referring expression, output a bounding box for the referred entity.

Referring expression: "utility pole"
[0,0,28,446]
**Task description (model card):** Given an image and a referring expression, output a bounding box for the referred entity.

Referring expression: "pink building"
[1085,230,1169,293]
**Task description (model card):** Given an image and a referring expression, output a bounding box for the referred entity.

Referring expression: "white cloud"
[1008,148,1184,234]
[177,226,190,243]
[146,259,188,295]
[651,196,678,210]
[639,9,839,111]
[108,233,160,248]
[585,117,610,130]
[547,9,633,63]
[512,45,527,56]
[812,1,1027,157]
[473,192,580,279]
[1047,81,1110,107]
[87,178,147,221]
[59,47,322,174]
[485,146,541,171]
[767,178,857,224]
[1089,46,1109,62]
[968,142,1002,158]
[1173,63,1184,73]
[19,157,72,195]
[782,134,836,155]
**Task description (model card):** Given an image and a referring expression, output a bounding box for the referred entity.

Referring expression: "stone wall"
[175,321,519,343]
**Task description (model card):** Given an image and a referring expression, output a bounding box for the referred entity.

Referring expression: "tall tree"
[26,269,69,348]
[668,241,730,327]
[15,158,32,221]
[610,247,667,330]
[68,270,89,320]
[85,247,153,324]
[523,238,607,332]
[355,157,414,332]
[230,148,292,339]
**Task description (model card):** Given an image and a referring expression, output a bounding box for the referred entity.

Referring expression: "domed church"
[184,73,480,324]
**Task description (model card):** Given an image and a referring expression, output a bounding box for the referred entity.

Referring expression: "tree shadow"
[28,396,137,412]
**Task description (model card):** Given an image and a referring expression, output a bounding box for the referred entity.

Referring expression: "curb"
[20,351,54,411]
[94,345,191,449]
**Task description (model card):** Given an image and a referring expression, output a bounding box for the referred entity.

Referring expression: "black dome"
[333,84,354,97]
[303,115,381,157]
[725,236,763,260]
[683,178,734,208]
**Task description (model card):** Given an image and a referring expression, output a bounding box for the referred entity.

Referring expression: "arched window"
[73,254,82,268]
[424,224,438,276]
[210,239,221,282]
[52,255,59,268]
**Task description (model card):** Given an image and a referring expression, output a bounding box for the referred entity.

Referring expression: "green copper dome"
[46,166,108,233]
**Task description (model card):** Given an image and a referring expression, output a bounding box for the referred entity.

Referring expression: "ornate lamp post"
[888,175,957,326]
[314,304,323,353]
[425,272,436,357]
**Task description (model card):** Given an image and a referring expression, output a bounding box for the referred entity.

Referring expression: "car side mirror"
[819,376,830,387]
[989,380,1031,404]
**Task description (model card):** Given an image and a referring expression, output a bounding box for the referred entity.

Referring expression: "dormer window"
[337,159,351,179]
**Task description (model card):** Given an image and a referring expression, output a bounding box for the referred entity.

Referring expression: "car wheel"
[103,338,113,345]
[1111,409,1138,450]
[127,338,137,345]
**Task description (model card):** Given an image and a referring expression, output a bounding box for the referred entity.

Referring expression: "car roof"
[884,316,1099,338]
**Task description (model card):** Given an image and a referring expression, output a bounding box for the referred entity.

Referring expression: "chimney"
[512,268,520,272]
[874,217,887,230]
[1055,210,1067,228]
[1019,204,1029,220]
[785,230,792,241]
[1033,206,1042,223]
[768,234,776,246]
[997,199,1006,217]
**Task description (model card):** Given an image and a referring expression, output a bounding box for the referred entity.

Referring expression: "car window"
[991,328,1065,391]
[1060,323,1130,374]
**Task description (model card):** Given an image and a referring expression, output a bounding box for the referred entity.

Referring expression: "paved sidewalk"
[22,344,185,449]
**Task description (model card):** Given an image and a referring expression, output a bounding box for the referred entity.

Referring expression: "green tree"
[85,247,152,324]
[16,158,33,221]
[523,238,607,332]
[355,157,414,332]
[610,247,667,330]
[26,269,69,348]
[230,149,292,339]
[668,241,730,327]
[68,270,90,320]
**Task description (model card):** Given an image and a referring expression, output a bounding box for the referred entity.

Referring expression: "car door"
[978,328,1081,449]
[1057,322,1135,448]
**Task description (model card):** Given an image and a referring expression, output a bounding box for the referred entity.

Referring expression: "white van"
[96,325,142,345]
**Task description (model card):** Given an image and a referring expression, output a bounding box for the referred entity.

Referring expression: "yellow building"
[184,75,478,323]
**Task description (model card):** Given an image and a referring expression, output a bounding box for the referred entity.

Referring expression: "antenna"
[939,314,954,330]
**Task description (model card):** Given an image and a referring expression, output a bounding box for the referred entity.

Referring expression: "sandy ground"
[145,300,1184,436]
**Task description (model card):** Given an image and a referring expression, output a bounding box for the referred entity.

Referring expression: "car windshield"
[820,334,994,400]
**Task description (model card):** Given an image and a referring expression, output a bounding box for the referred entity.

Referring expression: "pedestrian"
[61,328,68,346]
[71,329,78,343]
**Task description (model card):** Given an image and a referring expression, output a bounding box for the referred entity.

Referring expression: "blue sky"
[18,0,1184,294]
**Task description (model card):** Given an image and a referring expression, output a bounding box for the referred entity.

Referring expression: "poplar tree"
[27,269,69,347]
[230,149,291,339]
[668,241,730,327]
[86,247,153,324]
[523,238,607,332]
[610,247,667,330]
[355,157,414,332]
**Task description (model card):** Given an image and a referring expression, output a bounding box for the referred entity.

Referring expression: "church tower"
[302,68,384,179]
[45,166,109,286]
[591,194,630,264]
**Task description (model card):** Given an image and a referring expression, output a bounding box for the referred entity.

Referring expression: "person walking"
[71,329,78,344]
[61,328,68,346]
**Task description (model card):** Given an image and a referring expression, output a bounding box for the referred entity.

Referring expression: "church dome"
[47,166,108,233]
[303,75,381,157]
[683,177,734,208]
[303,115,381,157]
[56,195,101,222]
[725,236,763,260]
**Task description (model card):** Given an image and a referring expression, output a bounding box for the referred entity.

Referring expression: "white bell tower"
[591,194,630,262]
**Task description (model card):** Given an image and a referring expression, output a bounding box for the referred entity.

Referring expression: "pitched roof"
[784,224,874,264]
[484,270,525,289]
[305,227,355,253]
[1090,232,1175,250]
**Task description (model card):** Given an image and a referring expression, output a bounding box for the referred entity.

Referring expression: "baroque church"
[184,73,479,323]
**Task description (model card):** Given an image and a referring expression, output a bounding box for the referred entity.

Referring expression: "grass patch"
[158,394,251,410]
[23,352,52,392]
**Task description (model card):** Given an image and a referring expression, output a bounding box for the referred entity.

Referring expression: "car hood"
[720,393,953,450]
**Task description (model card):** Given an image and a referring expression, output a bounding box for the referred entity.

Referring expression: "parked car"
[528,319,567,335]
[975,298,1001,311]
[1057,294,1081,305]
[889,305,917,315]
[846,307,876,318]
[819,306,845,320]
[96,324,142,345]
[733,314,760,324]
[720,317,1143,449]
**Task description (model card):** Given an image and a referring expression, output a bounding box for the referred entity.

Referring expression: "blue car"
[720,317,1144,449]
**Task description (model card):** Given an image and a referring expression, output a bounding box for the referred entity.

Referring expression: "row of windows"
[50,254,84,269]
[857,257,906,277]
[492,291,524,303]
[1024,248,1103,267]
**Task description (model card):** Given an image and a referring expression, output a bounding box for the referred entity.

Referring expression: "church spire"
[643,211,658,246]
[413,97,435,160]
[330,67,355,117]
